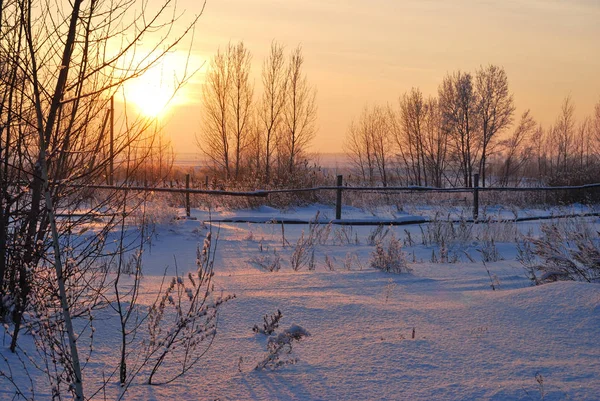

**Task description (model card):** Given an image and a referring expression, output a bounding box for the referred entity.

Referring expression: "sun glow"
[122,49,204,118]
[126,70,175,117]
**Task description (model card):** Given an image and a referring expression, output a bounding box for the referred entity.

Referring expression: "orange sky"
[135,0,600,156]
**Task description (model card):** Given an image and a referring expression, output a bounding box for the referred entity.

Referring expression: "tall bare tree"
[421,97,449,187]
[392,88,429,186]
[259,41,287,184]
[281,45,317,176]
[370,106,393,187]
[0,0,200,397]
[199,41,253,181]
[554,96,576,174]
[475,65,515,187]
[199,47,232,179]
[345,106,376,185]
[228,42,254,180]
[498,110,536,186]
[439,71,481,187]
[344,105,393,186]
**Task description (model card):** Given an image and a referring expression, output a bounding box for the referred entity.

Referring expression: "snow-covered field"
[2,204,599,400]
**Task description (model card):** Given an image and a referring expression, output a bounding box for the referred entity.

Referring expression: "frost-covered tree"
[0,0,200,398]
[475,65,515,187]
[280,45,317,176]
[438,71,481,188]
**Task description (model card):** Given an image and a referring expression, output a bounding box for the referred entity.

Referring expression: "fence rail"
[68,173,600,220]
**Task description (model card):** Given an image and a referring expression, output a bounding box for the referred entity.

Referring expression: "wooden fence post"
[109,95,114,186]
[473,173,479,221]
[335,175,343,220]
[186,173,191,218]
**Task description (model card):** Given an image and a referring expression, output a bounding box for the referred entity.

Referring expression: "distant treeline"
[195,47,599,190]
[344,66,600,188]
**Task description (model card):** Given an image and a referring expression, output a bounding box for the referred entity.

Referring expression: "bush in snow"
[369,234,411,274]
[255,324,311,370]
[523,223,600,284]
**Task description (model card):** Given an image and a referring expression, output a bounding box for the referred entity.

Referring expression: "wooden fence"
[68,173,600,222]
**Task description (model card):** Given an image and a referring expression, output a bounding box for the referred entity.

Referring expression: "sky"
[128,0,600,157]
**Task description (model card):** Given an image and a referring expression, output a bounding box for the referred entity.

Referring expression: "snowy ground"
[2,204,600,400]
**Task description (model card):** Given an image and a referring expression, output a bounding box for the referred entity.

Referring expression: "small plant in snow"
[324,254,335,271]
[477,239,503,262]
[290,231,315,271]
[369,234,411,274]
[440,238,448,263]
[383,278,397,303]
[143,231,235,385]
[367,224,390,246]
[516,238,538,283]
[255,324,311,370]
[333,225,356,245]
[482,261,499,290]
[462,250,476,263]
[308,212,332,245]
[308,249,316,271]
[249,249,281,272]
[344,252,364,271]
[522,372,547,400]
[430,249,438,263]
[253,310,283,335]
[243,230,255,241]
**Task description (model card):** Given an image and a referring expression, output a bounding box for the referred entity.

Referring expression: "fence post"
[473,173,479,222]
[335,175,343,220]
[109,96,114,186]
[185,173,191,218]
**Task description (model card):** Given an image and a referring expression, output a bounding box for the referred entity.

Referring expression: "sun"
[120,49,201,117]
[127,74,174,117]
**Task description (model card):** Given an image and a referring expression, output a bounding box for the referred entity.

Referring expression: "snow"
[2,204,600,400]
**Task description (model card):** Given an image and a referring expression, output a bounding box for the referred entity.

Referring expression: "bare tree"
[199,47,232,179]
[421,97,449,187]
[345,107,376,185]
[344,105,393,186]
[370,106,393,187]
[498,110,536,186]
[575,116,593,173]
[439,71,481,187]
[553,96,576,175]
[259,41,287,185]
[591,99,600,157]
[280,45,317,176]
[0,0,201,398]
[475,65,515,187]
[228,42,254,180]
[392,88,429,186]
[198,41,253,182]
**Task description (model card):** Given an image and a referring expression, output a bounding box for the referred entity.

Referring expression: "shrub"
[369,234,411,274]
[523,223,600,284]
[255,324,311,370]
